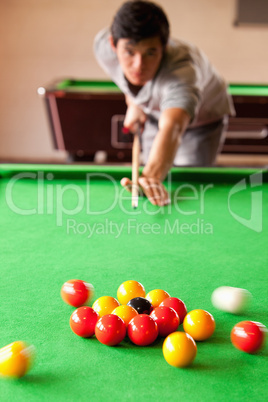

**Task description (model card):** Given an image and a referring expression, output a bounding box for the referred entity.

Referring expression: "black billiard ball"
[127,297,153,314]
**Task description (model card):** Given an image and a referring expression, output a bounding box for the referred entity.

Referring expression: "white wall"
[0,0,267,161]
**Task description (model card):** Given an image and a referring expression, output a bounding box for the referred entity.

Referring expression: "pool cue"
[132,124,140,209]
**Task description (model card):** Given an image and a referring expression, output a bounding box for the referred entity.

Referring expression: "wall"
[0,0,267,161]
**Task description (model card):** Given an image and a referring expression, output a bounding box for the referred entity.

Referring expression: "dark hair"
[111,1,170,47]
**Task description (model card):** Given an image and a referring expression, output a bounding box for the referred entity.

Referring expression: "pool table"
[227,84,268,154]
[39,80,268,161]
[0,164,267,401]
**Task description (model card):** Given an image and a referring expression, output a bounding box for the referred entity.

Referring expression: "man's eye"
[125,49,134,56]
[147,50,156,56]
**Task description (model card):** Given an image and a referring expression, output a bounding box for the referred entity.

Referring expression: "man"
[94,0,234,206]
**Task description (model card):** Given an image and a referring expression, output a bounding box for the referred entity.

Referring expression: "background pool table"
[39,80,268,161]
[0,164,267,401]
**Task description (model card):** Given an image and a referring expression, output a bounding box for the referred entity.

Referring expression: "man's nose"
[133,53,143,69]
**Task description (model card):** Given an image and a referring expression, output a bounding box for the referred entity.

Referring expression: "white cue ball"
[211,286,252,314]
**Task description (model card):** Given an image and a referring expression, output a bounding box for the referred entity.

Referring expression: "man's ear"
[109,35,116,52]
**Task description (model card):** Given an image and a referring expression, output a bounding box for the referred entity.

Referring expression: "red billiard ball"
[95,314,126,346]
[70,306,99,338]
[150,306,180,337]
[128,314,158,346]
[159,297,187,324]
[61,279,94,307]
[231,321,267,353]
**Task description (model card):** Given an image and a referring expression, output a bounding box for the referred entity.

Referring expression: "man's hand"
[120,176,170,206]
[122,105,190,207]
[123,95,146,133]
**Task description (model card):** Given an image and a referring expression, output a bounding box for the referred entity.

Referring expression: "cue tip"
[132,197,138,209]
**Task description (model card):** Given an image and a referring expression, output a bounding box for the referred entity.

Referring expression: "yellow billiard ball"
[183,309,215,341]
[92,296,120,317]
[0,341,35,378]
[163,332,197,368]
[111,305,138,326]
[145,289,170,308]
[117,280,145,305]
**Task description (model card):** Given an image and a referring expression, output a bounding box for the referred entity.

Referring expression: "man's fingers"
[123,102,147,134]
[140,178,158,205]
[121,177,170,206]
[120,177,132,193]
[139,177,170,206]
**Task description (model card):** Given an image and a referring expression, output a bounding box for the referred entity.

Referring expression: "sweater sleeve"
[93,27,118,77]
[157,62,201,122]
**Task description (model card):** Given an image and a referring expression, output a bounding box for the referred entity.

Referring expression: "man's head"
[110,1,170,87]
[111,1,170,48]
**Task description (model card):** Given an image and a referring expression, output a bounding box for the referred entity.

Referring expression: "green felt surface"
[54,79,268,97]
[0,164,267,402]
[228,84,268,97]
[56,80,121,93]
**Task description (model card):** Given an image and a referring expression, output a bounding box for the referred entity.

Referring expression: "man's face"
[111,36,164,86]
